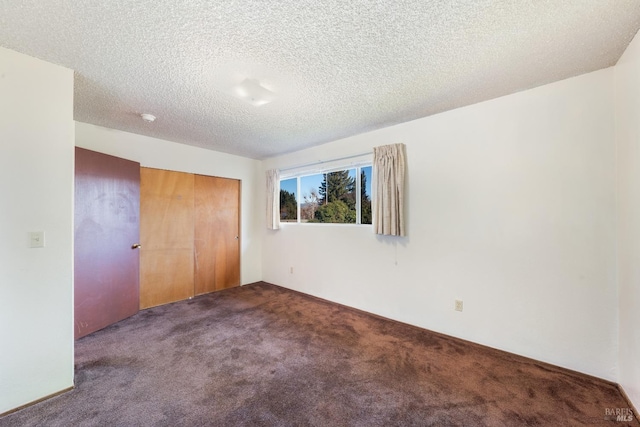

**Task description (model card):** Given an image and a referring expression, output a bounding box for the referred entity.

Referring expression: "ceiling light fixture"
[141,113,156,122]
[232,78,275,107]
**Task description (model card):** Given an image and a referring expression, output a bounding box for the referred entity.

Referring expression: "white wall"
[615,30,640,410]
[0,48,74,413]
[75,122,262,285]
[262,68,618,380]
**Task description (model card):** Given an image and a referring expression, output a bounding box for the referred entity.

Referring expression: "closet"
[140,168,240,309]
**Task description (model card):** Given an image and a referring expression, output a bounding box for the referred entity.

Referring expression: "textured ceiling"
[1,1,639,159]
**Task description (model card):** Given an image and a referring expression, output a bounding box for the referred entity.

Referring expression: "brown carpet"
[1,282,636,426]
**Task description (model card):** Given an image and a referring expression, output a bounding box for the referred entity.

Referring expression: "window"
[280,165,372,225]
[279,178,297,222]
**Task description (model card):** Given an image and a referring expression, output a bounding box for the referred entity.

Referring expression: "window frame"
[280,163,372,226]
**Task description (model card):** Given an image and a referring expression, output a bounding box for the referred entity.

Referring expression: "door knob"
[132,243,142,249]
[235,236,239,240]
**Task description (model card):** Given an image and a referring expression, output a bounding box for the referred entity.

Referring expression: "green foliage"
[279,189,297,221]
[319,171,355,206]
[314,200,356,223]
[360,169,372,224]
[284,168,371,224]
[316,171,356,223]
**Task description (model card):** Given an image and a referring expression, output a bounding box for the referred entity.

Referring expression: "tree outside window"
[280,166,371,225]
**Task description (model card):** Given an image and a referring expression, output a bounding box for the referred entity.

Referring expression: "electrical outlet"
[290,267,293,274]
[29,231,45,248]
[455,300,463,312]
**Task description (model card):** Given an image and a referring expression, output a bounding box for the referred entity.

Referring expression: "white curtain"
[266,169,280,230]
[373,143,406,236]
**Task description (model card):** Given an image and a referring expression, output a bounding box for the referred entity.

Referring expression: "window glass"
[279,178,297,222]
[280,165,370,225]
[298,170,357,223]
[360,166,372,225]
[300,174,322,222]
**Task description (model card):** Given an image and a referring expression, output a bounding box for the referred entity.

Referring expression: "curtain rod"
[278,151,372,173]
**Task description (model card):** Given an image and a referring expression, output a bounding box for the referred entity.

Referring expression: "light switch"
[29,231,45,248]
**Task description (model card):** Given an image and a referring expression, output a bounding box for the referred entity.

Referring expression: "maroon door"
[74,147,140,339]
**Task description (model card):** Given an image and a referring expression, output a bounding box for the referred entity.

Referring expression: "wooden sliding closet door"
[194,175,241,295]
[140,168,194,309]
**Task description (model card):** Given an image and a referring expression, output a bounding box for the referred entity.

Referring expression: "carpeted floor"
[1,282,636,426]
